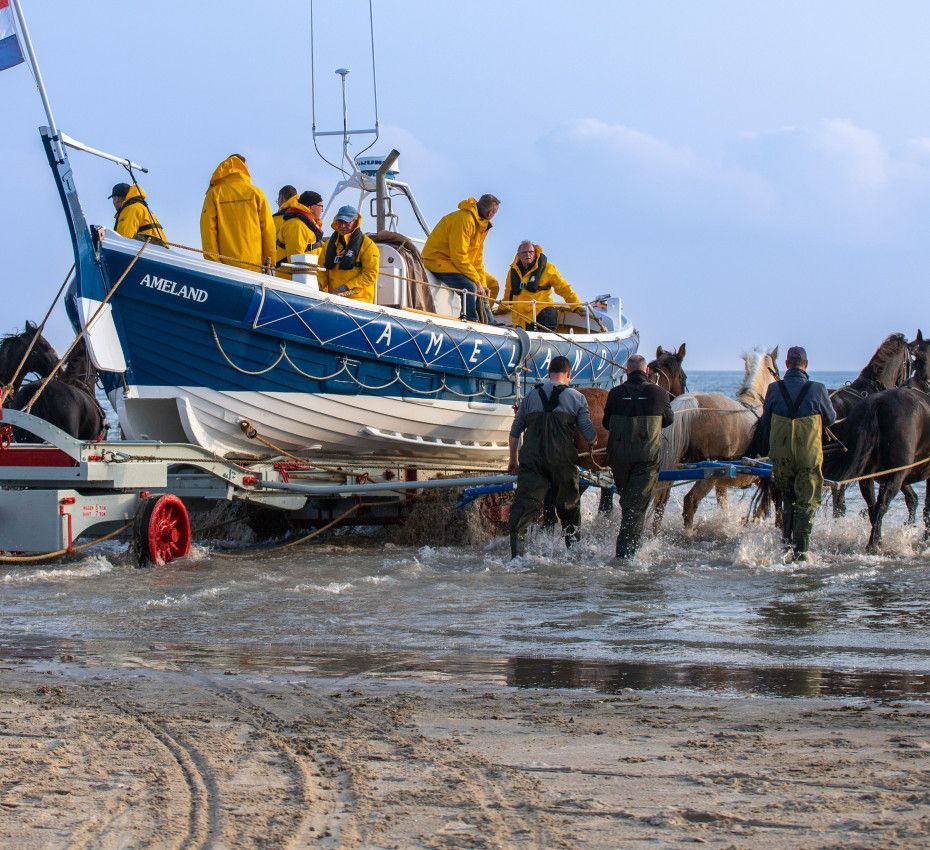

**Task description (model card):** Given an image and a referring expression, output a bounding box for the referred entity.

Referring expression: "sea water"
[4,370,929,700]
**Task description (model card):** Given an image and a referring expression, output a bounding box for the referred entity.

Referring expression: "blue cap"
[334,205,358,222]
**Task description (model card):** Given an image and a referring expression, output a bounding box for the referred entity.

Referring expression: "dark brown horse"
[0,322,60,397]
[824,335,930,550]
[5,336,106,442]
[827,332,915,518]
[649,344,688,397]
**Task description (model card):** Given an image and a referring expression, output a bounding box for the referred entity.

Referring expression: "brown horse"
[654,347,780,531]
[649,344,688,397]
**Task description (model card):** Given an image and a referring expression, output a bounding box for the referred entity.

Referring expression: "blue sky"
[1,0,928,369]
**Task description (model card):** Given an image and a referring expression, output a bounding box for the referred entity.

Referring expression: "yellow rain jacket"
[422,198,495,292]
[199,156,276,271]
[275,202,324,280]
[114,184,167,246]
[273,193,299,241]
[500,245,581,328]
[317,215,380,303]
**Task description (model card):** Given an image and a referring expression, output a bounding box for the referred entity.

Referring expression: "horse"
[0,322,60,398]
[826,332,915,518]
[5,336,106,442]
[649,344,688,397]
[653,347,780,532]
[824,332,930,550]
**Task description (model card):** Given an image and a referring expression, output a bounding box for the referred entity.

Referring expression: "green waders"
[608,415,663,559]
[769,385,823,560]
[509,389,580,558]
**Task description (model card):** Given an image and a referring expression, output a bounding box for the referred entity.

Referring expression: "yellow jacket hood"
[209,155,250,186]
[123,184,147,202]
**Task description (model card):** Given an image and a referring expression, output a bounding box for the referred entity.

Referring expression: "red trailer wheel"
[134,494,191,566]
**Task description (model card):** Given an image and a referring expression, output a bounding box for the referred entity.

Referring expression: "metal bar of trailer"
[256,473,516,497]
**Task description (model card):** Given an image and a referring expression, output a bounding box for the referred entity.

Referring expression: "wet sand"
[2,663,930,849]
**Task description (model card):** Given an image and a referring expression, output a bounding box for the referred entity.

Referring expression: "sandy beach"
[2,662,929,849]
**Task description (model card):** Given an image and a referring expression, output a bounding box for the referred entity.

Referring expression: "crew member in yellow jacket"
[275,191,325,280]
[110,182,167,246]
[272,184,298,241]
[317,205,379,303]
[498,241,583,331]
[421,195,499,322]
[199,154,276,272]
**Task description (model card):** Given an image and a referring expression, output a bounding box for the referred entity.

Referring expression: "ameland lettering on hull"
[139,274,209,303]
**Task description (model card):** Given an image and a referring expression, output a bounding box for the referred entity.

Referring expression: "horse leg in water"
[859,480,877,523]
[682,479,715,531]
[831,483,847,518]
[714,482,728,509]
[867,474,906,552]
[652,486,671,534]
[902,484,918,525]
[598,487,614,515]
[922,480,930,540]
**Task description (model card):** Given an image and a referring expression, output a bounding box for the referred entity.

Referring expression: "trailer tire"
[134,494,191,567]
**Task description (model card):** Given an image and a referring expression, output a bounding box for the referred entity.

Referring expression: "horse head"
[911,328,928,385]
[647,343,687,397]
[61,336,98,392]
[0,321,60,393]
[857,332,912,391]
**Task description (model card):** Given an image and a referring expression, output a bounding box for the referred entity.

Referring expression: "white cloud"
[566,118,699,173]
[810,118,888,191]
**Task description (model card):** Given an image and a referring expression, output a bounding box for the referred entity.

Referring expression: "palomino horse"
[824,330,930,550]
[826,332,915,518]
[653,347,780,532]
[5,336,106,442]
[0,322,60,398]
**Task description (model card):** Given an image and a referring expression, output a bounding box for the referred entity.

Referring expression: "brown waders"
[509,387,581,557]
[608,415,663,558]
[769,382,823,561]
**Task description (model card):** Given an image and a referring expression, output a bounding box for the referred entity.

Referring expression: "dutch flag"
[0,0,24,72]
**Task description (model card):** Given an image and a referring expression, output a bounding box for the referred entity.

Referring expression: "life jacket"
[768,380,823,467]
[279,206,323,251]
[115,196,167,245]
[509,253,549,297]
[519,383,579,468]
[323,227,364,270]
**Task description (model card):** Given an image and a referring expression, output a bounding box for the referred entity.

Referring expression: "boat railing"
[136,232,611,336]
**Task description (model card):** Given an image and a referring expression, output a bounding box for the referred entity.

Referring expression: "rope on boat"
[0,264,74,407]
[25,241,149,413]
[0,520,133,564]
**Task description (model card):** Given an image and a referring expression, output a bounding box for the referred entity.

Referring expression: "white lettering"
[573,348,583,372]
[138,273,209,303]
[506,345,517,368]
[425,331,444,356]
[540,348,552,373]
[375,323,392,347]
[470,340,483,364]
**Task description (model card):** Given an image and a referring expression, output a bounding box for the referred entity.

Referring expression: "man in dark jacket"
[602,354,674,559]
[759,346,836,561]
[508,356,597,558]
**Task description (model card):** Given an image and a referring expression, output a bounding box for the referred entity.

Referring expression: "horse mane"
[659,394,700,468]
[736,347,770,403]
[855,333,908,388]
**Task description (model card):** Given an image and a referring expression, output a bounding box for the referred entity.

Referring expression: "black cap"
[108,182,131,199]
[299,190,323,207]
[786,345,808,364]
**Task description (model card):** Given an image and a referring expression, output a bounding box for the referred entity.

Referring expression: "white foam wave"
[292,581,354,594]
[2,555,114,584]
[145,584,232,608]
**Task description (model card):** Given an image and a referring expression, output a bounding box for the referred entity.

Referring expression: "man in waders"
[508,356,596,558]
[760,346,836,561]
[602,354,674,559]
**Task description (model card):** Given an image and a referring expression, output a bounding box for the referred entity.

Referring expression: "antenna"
[310,0,380,177]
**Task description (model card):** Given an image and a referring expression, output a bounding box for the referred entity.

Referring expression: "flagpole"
[9,0,63,160]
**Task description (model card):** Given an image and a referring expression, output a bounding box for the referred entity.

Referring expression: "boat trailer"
[0,409,514,566]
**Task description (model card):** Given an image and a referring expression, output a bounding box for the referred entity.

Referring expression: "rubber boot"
[781,503,795,552]
[510,531,525,559]
[793,531,811,562]
[564,525,580,550]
